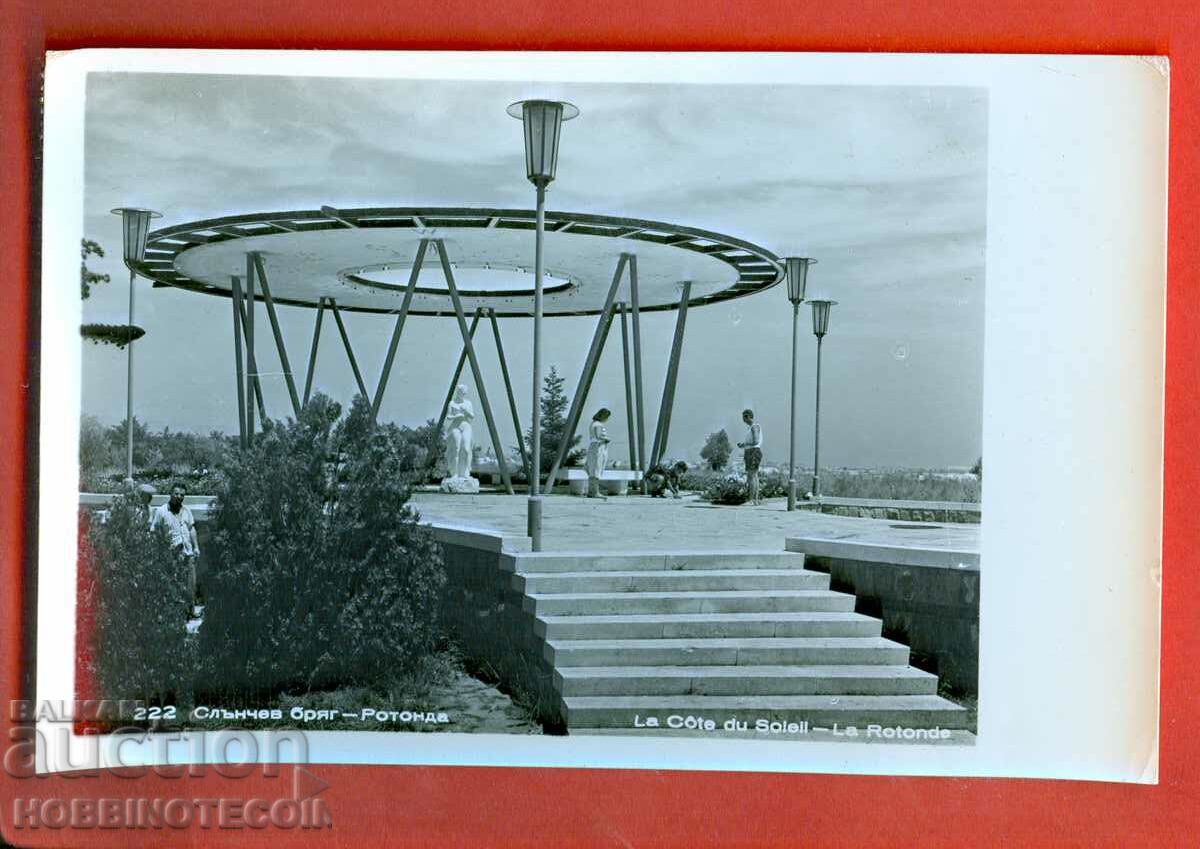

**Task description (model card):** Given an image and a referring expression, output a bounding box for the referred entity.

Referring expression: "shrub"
[200,394,446,699]
[757,469,789,499]
[81,494,195,706]
[701,475,749,505]
[679,467,721,492]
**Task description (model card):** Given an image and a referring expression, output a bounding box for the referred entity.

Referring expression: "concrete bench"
[554,468,642,496]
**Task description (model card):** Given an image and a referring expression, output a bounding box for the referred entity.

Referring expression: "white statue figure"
[441,384,480,493]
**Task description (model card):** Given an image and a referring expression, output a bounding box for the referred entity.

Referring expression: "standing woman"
[737,408,764,505]
[585,408,613,498]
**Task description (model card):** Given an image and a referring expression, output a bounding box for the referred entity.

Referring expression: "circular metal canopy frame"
[133,206,784,317]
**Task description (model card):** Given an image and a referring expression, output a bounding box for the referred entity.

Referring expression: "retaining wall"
[786,537,980,696]
[424,523,563,728]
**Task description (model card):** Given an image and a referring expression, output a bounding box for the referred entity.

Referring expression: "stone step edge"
[527,590,853,600]
[562,694,967,710]
[554,664,936,679]
[547,637,910,650]
[538,612,877,624]
[518,569,829,579]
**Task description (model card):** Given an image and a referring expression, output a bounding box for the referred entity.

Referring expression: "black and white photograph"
[37,51,1164,779]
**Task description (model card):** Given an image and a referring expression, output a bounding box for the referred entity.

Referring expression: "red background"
[1,2,1194,845]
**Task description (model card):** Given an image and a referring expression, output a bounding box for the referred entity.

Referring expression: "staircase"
[513,551,971,736]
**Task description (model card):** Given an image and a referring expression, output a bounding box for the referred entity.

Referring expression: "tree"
[971,456,982,479]
[200,394,446,697]
[700,429,732,471]
[521,366,585,475]
[80,239,111,300]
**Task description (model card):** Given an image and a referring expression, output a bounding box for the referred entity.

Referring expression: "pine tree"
[522,366,585,475]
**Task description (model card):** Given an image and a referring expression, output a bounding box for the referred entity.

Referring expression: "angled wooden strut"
[489,309,531,481]
[628,255,647,482]
[234,272,268,434]
[327,298,372,408]
[619,303,638,474]
[371,239,430,421]
[545,253,629,492]
[436,310,483,433]
[244,255,258,440]
[252,252,302,417]
[302,298,326,408]
[649,281,692,471]
[230,275,248,447]
[434,240,514,495]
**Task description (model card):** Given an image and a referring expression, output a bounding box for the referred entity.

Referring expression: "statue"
[440,384,480,493]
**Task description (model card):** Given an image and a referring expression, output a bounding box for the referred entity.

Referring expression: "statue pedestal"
[439,475,480,494]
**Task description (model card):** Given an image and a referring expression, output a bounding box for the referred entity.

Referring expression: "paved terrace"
[410,492,980,556]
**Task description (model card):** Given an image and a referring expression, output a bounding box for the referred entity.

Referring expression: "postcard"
[31,50,1164,788]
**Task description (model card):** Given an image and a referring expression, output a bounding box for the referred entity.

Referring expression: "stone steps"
[554,664,939,697]
[545,636,911,668]
[563,694,973,730]
[516,569,830,595]
[535,611,882,640]
[498,548,970,737]
[524,590,857,616]
[508,551,808,573]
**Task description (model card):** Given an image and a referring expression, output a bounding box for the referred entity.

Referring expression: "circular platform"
[134,207,784,317]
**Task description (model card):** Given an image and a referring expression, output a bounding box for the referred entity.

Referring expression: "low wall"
[424,523,563,729]
[787,537,980,696]
[816,497,981,525]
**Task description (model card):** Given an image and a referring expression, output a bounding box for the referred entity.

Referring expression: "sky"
[79,72,986,469]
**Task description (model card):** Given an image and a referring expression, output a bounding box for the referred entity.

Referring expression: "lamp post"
[808,298,837,501]
[784,257,816,511]
[110,207,161,485]
[508,99,579,551]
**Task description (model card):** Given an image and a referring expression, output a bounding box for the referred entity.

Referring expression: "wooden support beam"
[619,303,638,475]
[235,286,268,429]
[436,311,483,432]
[649,281,693,471]
[545,253,628,492]
[302,298,326,407]
[252,252,302,417]
[328,299,371,407]
[490,309,531,481]
[371,239,429,421]
[434,240,514,494]
[230,275,248,448]
[629,255,647,480]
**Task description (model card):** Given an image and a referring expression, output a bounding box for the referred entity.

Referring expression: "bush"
[81,494,195,706]
[200,394,446,699]
[757,469,789,499]
[701,475,749,505]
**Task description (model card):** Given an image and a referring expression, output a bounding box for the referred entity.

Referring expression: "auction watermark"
[5,700,334,832]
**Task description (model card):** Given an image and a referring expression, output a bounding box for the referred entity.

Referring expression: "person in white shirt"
[736,408,764,506]
[150,482,201,611]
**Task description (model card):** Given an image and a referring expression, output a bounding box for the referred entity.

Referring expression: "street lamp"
[783,257,816,511]
[507,99,579,551]
[110,206,161,485]
[808,298,837,501]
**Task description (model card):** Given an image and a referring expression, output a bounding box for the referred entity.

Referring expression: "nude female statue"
[444,384,475,480]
